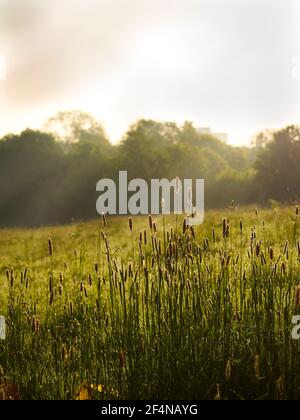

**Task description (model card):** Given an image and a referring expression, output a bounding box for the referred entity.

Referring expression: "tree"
[251,130,273,149]
[254,126,300,201]
[118,119,176,179]
[44,110,109,148]
[0,129,64,226]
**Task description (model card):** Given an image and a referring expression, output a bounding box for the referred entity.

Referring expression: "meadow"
[0,206,300,400]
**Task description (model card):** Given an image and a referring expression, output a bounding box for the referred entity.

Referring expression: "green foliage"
[0,112,298,226]
[254,126,300,202]
[0,114,114,226]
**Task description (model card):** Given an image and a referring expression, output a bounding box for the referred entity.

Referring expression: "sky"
[0,0,300,146]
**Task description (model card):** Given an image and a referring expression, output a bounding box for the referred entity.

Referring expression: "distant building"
[196,127,228,143]
[196,127,211,135]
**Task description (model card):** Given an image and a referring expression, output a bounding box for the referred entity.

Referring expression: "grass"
[0,206,300,400]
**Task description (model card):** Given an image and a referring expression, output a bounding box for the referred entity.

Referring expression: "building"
[196,127,228,143]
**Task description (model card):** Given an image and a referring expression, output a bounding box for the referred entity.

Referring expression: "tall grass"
[0,207,300,400]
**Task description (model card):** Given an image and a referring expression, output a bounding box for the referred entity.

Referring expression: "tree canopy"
[0,111,297,226]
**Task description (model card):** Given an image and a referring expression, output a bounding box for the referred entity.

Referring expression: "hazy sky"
[0,0,300,145]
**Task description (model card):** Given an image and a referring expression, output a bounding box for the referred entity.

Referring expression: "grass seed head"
[256,243,260,257]
[222,218,227,238]
[183,219,187,234]
[102,213,107,228]
[48,237,53,257]
[295,285,300,306]
[129,217,133,232]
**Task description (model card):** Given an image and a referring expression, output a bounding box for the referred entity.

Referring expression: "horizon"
[0,108,297,147]
[0,0,300,146]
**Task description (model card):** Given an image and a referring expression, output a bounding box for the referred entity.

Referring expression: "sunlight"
[130,23,204,76]
[0,54,7,80]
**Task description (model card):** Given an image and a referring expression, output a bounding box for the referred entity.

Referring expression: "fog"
[0,0,300,145]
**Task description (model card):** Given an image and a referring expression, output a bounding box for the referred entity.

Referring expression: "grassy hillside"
[0,207,300,399]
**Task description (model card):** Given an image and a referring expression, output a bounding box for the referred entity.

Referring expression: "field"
[0,206,300,400]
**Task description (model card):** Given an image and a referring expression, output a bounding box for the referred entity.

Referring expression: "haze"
[0,0,300,145]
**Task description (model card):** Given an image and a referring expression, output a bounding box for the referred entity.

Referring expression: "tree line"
[0,110,298,226]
